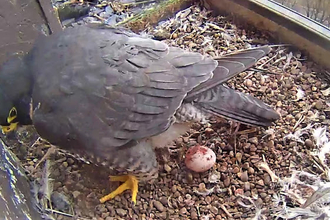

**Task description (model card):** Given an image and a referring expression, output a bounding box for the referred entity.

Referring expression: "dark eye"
[9,108,17,117]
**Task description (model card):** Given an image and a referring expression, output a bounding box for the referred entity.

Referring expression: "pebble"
[247,167,255,174]
[115,208,127,217]
[205,128,214,137]
[256,179,265,186]
[305,139,314,148]
[233,166,240,174]
[244,79,253,87]
[180,207,187,215]
[164,164,172,172]
[154,200,165,212]
[159,197,168,206]
[155,212,167,219]
[51,192,71,212]
[191,211,198,219]
[240,171,249,182]
[263,174,271,185]
[236,152,243,163]
[250,145,257,152]
[314,100,324,110]
[224,177,231,187]
[72,190,81,199]
[242,162,249,169]
[205,196,212,204]
[210,206,218,214]
[260,192,267,199]
[101,212,110,218]
[244,182,251,191]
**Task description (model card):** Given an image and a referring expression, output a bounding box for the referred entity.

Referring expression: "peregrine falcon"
[0,25,279,204]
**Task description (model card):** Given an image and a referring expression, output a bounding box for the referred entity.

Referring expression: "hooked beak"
[1,122,18,134]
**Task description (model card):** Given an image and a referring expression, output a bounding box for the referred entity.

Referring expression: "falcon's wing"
[30,26,217,152]
[185,46,271,100]
[183,46,279,127]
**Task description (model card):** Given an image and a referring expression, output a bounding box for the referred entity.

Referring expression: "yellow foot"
[99,175,139,204]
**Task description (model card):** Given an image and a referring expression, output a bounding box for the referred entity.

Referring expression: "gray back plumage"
[29,26,217,158]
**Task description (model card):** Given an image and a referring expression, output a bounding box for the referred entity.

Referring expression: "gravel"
[1,1,330,219]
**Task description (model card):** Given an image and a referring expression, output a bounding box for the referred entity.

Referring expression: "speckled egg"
[185,145,216,172]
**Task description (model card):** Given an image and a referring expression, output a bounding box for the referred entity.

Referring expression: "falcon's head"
[0,57,33,134]
[0,101,19,133]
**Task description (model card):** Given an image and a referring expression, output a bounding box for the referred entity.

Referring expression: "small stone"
[256,179,264,186]
[160,197,168,206]
[240,171,248,182]
[205,128,214,137]
[259,86,267,92]
[244,79,253,87]
[236,152,242,163]
[247,167,255,174]
[51,192,70,212]
[180,207,187,215]
[62,161,68,167]
[205,196,212,204]
[268,140,274,148]
[67,158,75,165]
[250,145,257,152]
[263,174,271,185]
[224,177,231,187]
[116,208,127,217]
[164,164,172,173]
[154,200,165,212]
[305,139,314,148]
[191,211,198,219]
[186,172,193,182]
[260,76,265,85]
[234,188,244,196]
[314,100,324,110]
[72,191,81,199]
[101,212,110,218]
[242,162,249,169]
[219,165,227,172]
[260,192,267,199]
[233,167,240,174]
[271,82,278,89]
[210,206,218,214]
[244,182,250,191]
[156,212,167,219]
[284,80,292,89]
[189,42,197,48]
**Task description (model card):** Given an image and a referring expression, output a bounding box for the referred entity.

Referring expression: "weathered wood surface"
[0,1,62,218]
[0,0,62,64]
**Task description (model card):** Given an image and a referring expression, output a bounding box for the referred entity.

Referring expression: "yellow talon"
[100,175,139,204]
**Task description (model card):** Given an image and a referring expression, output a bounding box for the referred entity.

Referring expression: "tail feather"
[185,46,271,100]
[190,85,280,127]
